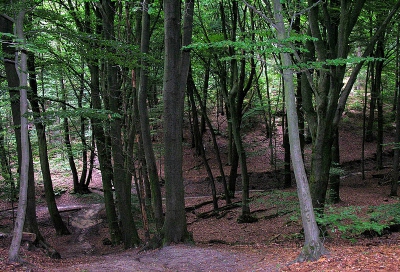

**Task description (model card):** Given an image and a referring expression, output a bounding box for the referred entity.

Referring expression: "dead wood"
[196,202,241,219]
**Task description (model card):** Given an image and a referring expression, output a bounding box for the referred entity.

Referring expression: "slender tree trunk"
[283,115,292,188]
[328,128,341,203]
[362,63,372,180]
[0,120,15,199]
[138,1,164,234]
[392,86,400,196]
[101,0,140,248]
[193,81,231,204]
[8,8,29,262]
[27,51,70,235]
[61,76,79,187]
[375,39,385,170]
[187,68,218,210]
[272,0,327,262]
[392,23,400,196]
[89,63,122,245]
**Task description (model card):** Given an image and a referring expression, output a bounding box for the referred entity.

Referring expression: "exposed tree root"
[35,239,61,259]
[294,241,329,263]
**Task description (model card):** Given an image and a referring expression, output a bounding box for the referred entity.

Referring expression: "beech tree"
[7,3,29,262]
[271,0,328,261]
[162,0,194,244]
[138,0,164,234]
[304,0,400,209]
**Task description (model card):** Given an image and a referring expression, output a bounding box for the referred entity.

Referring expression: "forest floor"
[1,111,400,271]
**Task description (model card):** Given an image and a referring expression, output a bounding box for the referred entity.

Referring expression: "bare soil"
[1,112,400,271]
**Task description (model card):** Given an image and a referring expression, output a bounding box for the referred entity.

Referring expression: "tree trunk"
[0,120,15,199]
[283,115,292,188]
[328,128,341,203]
[272,0,327,262]
[61,76,79,188]
[89,62,122,245]
[375,38,385,170]
[101,0,140,248]
[138,1,164,230]
[392,85,400,195]
[8,8,29,262]
[187,68,218,210]
[392,23,400,196]
[162,0,193,244]
[193,80,231,204]
[27,51,70,235]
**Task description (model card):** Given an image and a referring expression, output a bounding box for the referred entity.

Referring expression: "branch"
[334,0,400,125]
[0,14,14,23]
[242,0,276,29]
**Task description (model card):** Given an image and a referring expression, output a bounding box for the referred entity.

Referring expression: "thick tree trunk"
[310,127,334,210]
[162,0,193,244]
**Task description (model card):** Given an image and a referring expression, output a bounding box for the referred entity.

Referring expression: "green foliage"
[329,163,345,177]
[316,203,400,239]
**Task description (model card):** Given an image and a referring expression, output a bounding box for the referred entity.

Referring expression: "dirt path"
[50,244,278,272]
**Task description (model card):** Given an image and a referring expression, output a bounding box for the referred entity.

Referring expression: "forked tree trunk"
[187,69,219,210]
[89,63,122,245]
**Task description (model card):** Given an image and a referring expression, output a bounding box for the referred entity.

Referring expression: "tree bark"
[101,0,140,248]
[138,0,164,232]
[162,0,193,244]
[27,51,70,235]
[272,0,327,262]
[8,8,29,263]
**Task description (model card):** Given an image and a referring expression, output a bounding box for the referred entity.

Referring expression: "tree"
[162,0,194,244]
[60,0,123,245]
[138,0,164,234]
[27,50,70,235]
[7,4,29,262]
[304,0,400,209]
[271,0,328,262]
[217,1,256,221]
[100,0,140,248]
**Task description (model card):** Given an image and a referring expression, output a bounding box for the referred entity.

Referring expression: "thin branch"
[242,0,276,29]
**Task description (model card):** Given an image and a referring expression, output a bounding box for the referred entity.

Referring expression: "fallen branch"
[196,202,241,219]
[185,200,215,212]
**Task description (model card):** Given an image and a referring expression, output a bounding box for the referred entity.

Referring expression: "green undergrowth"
[252,191,400,241]
[316,202,400,240]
